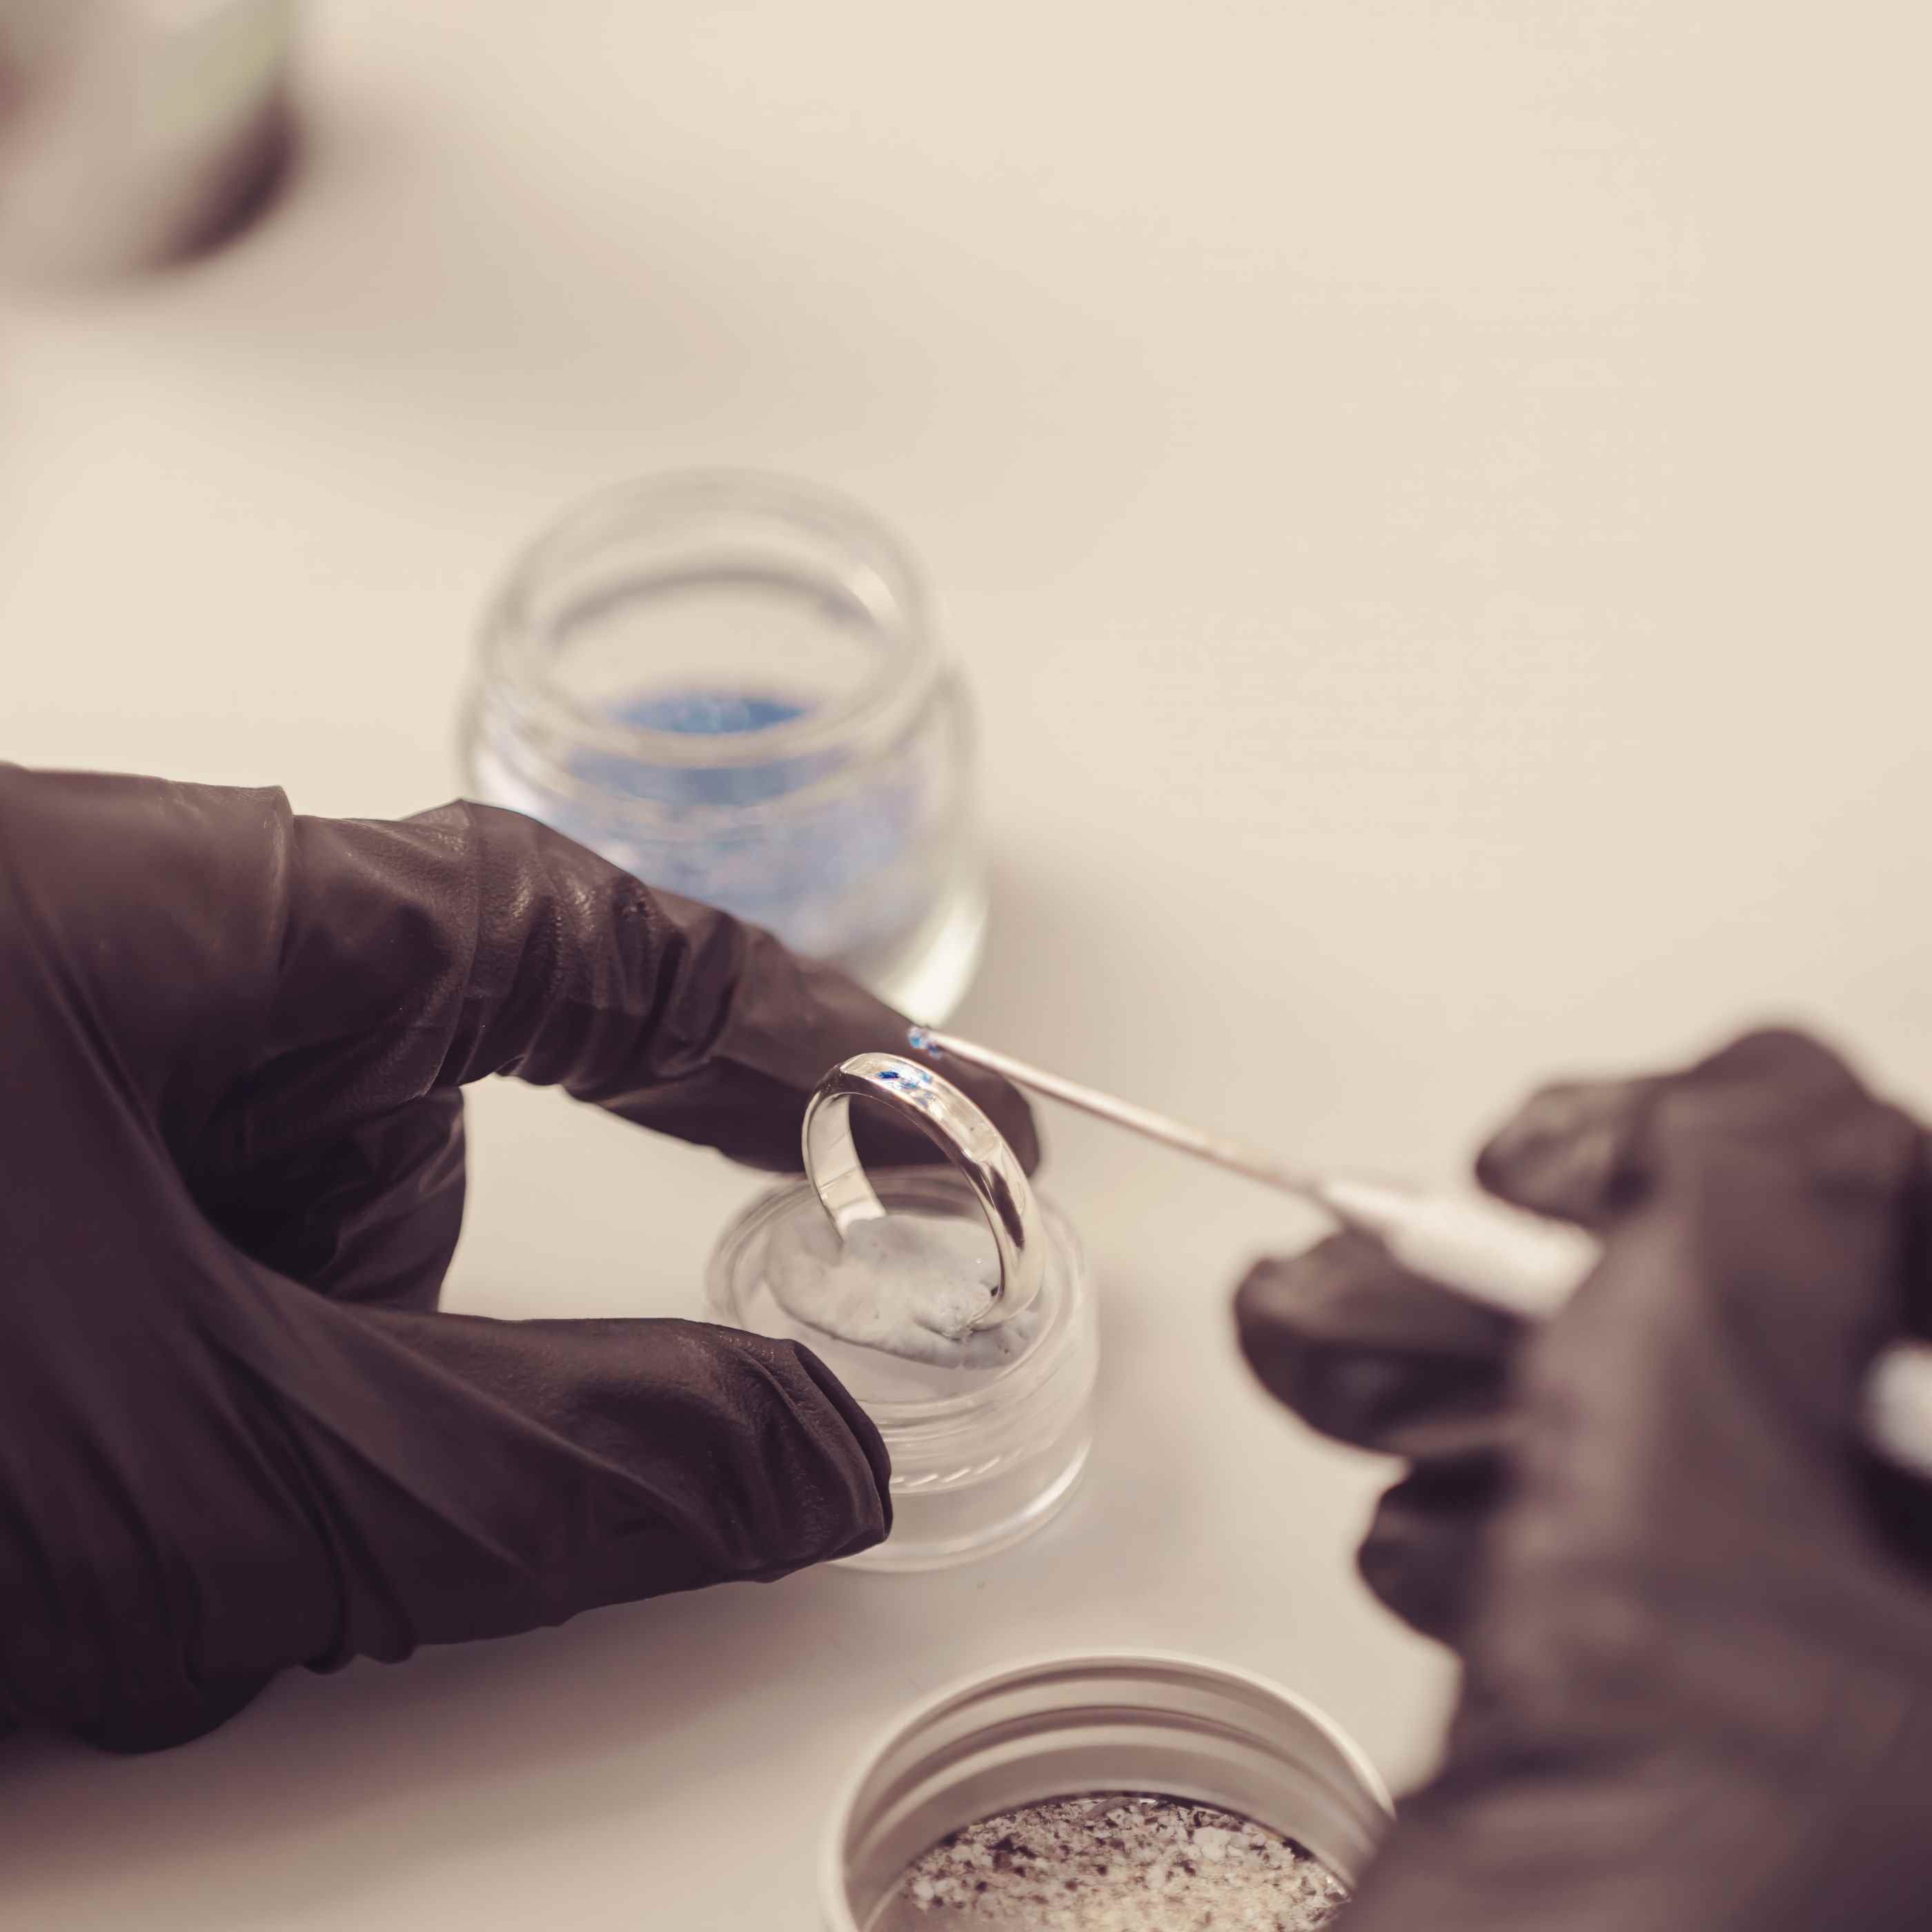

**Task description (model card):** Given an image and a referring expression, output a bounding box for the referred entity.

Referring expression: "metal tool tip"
[907,1026,940,1057]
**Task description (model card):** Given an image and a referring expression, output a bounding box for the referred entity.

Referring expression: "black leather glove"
[0,765,1036,1754]
[1239,1029,1932,1930]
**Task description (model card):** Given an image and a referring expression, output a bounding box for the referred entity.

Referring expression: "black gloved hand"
[1239,1030,1932,1930]
[1236,1222,1526,1647]
[0,765,1036,1754]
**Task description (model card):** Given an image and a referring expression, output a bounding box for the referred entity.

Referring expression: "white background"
[3,3,1929,1926]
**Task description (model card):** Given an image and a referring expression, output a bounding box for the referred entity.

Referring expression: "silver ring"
[801,1052,1045,1330]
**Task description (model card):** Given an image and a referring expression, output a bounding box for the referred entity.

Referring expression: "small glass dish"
[460,469,987,1021]
[822,1650,1393,1931]
[705,1167,1097,1573]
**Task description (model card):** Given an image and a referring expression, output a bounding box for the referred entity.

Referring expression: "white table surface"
[3,4,1930,1926]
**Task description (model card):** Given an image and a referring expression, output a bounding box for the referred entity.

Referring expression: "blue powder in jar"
[464,473,985,1012]
[624,690,808,735]
[560,686,931,961]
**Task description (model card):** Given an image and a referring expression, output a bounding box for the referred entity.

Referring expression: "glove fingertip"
[1357,1463,1502,1647]
[1473,1080,1649,1227]
[73,1672,277,1756]
[782,1335,894,1530]
[1357,1533,1467,1648]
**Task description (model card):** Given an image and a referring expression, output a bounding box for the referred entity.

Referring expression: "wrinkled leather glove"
[0,765,1036,1754]
[1239,1030,1932,1930]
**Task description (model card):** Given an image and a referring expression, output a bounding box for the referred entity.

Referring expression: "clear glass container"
[460,471,987,1023]
[706,1167,1097,1573]
[822,1650,1393,1932]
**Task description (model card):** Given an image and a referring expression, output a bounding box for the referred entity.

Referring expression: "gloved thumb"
[1515,1030,1926,1463]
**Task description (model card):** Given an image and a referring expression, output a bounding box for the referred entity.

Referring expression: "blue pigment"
[548,684,929,962]
[622,691,805,736]
[907,1027,938,1055]
[577,688,825,810]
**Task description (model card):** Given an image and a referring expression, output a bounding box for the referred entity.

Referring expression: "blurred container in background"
[462,471,989,1023]
[0,0,297,284]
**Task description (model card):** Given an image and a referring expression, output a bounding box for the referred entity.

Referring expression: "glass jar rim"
[476,469,941,780]
[706,1170,1090,1436]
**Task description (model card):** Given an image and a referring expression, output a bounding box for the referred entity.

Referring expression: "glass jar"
[822,1650,1393,1932]
[706,1166,1097,1573]
[460,471,987,1023]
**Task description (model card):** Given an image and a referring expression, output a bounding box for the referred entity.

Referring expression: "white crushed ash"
[890,1793,1348,1930]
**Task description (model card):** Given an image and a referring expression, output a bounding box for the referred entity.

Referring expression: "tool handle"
[910,1030,1932,1480]
[1319,1177,1932,1482]
[1317,1178,1599,1316]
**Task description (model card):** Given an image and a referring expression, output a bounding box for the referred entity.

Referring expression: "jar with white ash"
[706,1165,1097,1573]
[823,1654,1392,1932]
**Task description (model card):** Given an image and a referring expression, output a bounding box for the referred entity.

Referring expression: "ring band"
[801,1052,1045,1331]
